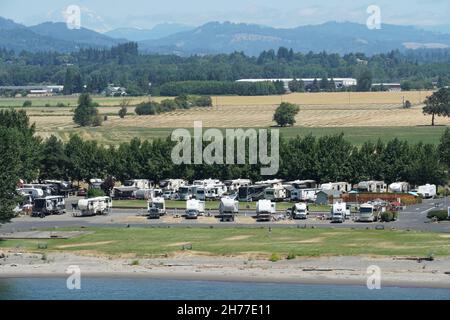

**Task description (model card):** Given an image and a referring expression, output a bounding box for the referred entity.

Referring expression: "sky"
[0,0,449,32]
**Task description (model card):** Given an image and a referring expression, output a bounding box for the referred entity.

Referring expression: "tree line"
[2,44,450,96]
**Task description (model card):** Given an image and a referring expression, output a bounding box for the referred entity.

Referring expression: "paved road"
[1,198,450,233]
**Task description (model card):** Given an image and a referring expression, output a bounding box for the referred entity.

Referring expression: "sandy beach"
[1,250,450,289]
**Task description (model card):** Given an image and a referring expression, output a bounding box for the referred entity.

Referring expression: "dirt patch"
[56,241,117,249]
[224,235,252,241]
[290,237,325,244]
[167,242,193,247]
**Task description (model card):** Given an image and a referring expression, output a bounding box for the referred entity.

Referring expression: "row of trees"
[135,95,212,115]
[2,44,450,96]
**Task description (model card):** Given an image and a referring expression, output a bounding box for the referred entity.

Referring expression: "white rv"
[17,187,44,200]
[256,199,276,222]
[357,181,387,193]
[148,197,166,219]
[185,199,206,219]
[224,179,252,192]
[417,184,437,199]
[357,202,385,222]
[331,201,350,223]
[321,182,352,193]
[76,197,112,217]
[264,185,287,202]
[178,186,195,200]
[124,179,151,189]
[160,179,187,192]
[32,196,66,218]
[205,184,228,200]
[291,203,308,220]
[291,188,319,202]
[219,197,239,222]
[389,182,410,193]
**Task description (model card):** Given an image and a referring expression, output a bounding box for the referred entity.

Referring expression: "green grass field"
[114,200,331,212]
[42,126,448,146]
[1,227,447,257]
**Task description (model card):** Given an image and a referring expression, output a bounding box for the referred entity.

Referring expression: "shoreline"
[2,251,450,290]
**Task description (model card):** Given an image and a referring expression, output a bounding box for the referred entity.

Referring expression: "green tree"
[356,69,373,92]
[118,100,129,119]
[22,100,32,108]
[273,102,300,127]
[73,93,101,127]
[423,88,450,126]
[40,135,69,180]
[438,128,450,171]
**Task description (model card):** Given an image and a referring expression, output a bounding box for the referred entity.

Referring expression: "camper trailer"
[163,190,177,200]
[264,185,287,202]
[331,201,350,223]
[219,197,239,222]
[159,179,187,192]
[135,189,153,200]
[389,182,410,193]
[124,179,151,189]
[76,197,112,217]
[148,197,166,219]
[224,179,252,192]
[356,202,385,222]
[256,199,276,222]
[112,186,139,199]
[23,184,55,196]
[205,184,227,200]
[89,179,104,190]
[357,181,387,193]
[291,188,319,202]
[32,196,66,218]
[185,199,205,219]
[321,182,352,193]
[417,184,437,199]
[238,184,268,202]
[291,203,308,220]
[17,187,44,200]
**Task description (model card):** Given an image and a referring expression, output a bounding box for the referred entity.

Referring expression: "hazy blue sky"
[0,0,449,31]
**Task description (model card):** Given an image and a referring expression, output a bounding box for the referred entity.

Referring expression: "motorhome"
[356,202,385,222]
[76,197,112,217]
[159,179,187,192]
[219,197,239,222]
[357,181,387,193]
[32,196,66,218]
[148,197,166,219]
[264,185,287,202]
[135,189,154,200]
[288,180,317,189]
[185,199,205,219]
[238,184,268,202]
[331,201,350,223]
[224,179,252,192]
[290,188,320,202]
[291,203,308,220]
[43,180,75,196]
[162,190,177,200]
[389,182,410,193]
[178,186,195,200]
[256,199,276,222]
[417,184,437,199]
[23,184,55,196]
[321,182,352,193]
[124,179,151,189]
[205,184,227,200]
[112,186,139,199]
[196,187,206,201]
[17,187,44,200]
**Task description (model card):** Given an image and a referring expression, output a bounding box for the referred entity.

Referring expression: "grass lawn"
[1,227,447,258]
[114,200,331,212]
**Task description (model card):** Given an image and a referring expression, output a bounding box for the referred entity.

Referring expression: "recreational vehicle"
[112,186,139,199]
[163,190,177,200]
[89,179,104,190]
[389,182,410,193]
[264,185,287,202]
[179,186,195,200]
[291,203,308,220]
[417,184,437,199]
[32,196,66,218]
[288,180,317,189]
[224,179,252,192]
[17,187,44,200]
[124,179,151,189]
[356,202,385,222]
[219,197,239,222]
[159,179,187,192]
[256,199,276,222]
[43,180,75,196]
[76,197,112,217]
[205,184,227,200]
[290,188,320,202]
[357,181,387,193]
[321,182,352,193]
[238,184,268,202]
[135,189,154,200]
[148,197,166,219]
[185,199,205,219]
[23,184,55,196]
[331,201,350,223]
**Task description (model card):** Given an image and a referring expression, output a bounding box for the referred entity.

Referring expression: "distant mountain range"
[1,16,450,56]
[105,23,194,41]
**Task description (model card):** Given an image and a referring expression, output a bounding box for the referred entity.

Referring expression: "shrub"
[273,102,300,127]
[56,102,66,108]
[269,253,281,262]
[130,259,140,266]
[286,253,296,260]
[380,211,398,222]
[135,102,159,115]
[87,188,105,198]
[22,100,32,108]
[427,210,449,221]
